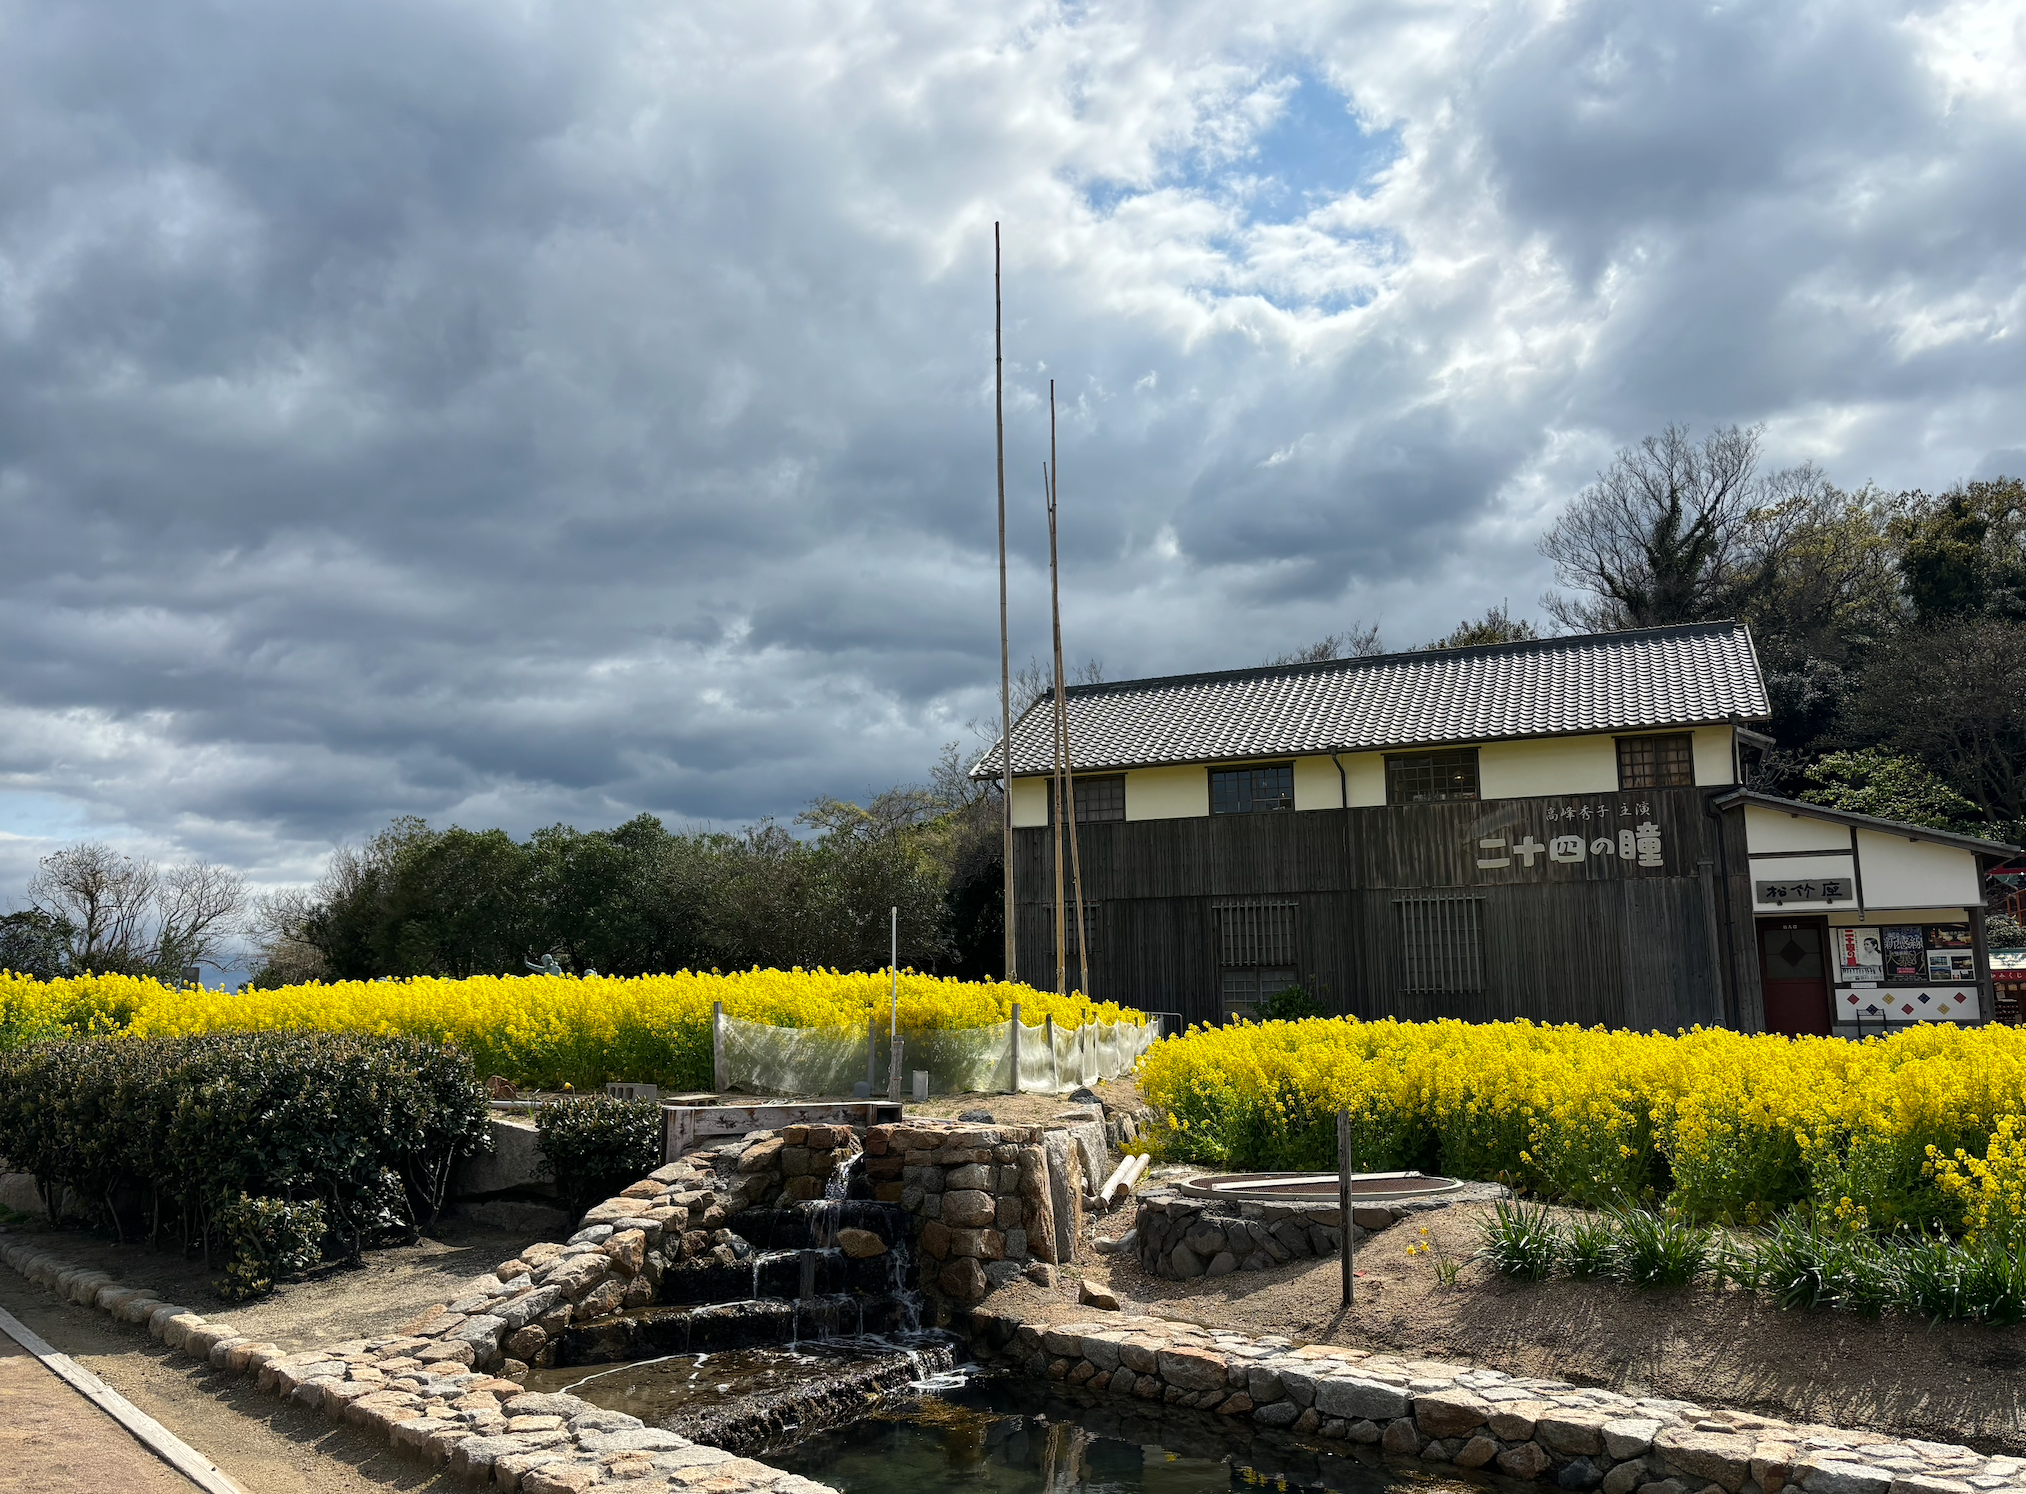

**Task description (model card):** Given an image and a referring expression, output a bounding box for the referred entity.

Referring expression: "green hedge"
[0,1032,489,1264]
[534,1096,663,1219]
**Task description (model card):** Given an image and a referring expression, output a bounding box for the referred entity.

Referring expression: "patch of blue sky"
[1082,70,1402,229]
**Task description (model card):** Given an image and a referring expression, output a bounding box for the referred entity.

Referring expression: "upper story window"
[1386,748,1480,804]
[1210,763,1295,814]
[1049,774,1126,823]
[1617,733,1695,789]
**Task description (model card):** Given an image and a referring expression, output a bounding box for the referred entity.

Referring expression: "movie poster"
[1836,926,1885,983]
[1928,951,1978,982]
[1883,925,1926,982]
[1928,924,1974,950]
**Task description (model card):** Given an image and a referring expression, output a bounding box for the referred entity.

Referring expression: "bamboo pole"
[995,223,1016,984]
[1045,385,1091,999]
[1045,400,1067,998]
[1338,1109,1355,1307]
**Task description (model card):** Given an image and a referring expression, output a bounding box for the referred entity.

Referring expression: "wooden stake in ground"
[995,222,1015,984]
[1339,1109,1355,1307]
[1043,383,1090,997]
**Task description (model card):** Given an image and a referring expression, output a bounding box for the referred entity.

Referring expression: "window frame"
[1616,732,1696,790]
[1213,899,1299,1023]
[1208,761,1297,816]
[1395,894,1487,998]
[1047,773,1127,824]
[1384,747,1481,805]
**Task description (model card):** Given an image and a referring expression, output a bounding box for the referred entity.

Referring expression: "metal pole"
[1338,1109,1354,1307]
[887,906,902,1100]
[995,223,1016,986]
[1045,385,1067,998]
[867,1014,877,1096]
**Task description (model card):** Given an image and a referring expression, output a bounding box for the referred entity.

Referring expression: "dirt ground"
[0,1335,207,1493]
[906,1076,1141,1128]
[998,1196,2026,1456]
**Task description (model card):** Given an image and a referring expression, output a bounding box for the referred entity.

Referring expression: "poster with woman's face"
[1837,927,1884,982]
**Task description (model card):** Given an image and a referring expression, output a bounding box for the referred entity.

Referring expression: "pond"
[759,1375,1483,1494]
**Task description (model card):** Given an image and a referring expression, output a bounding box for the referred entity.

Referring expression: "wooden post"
[712,1002,728,1093]
[1010,1001,1022,1094]
[995,222,1015,986]
[1046,1014,1059,1091]
[1338,1110,1354,1307]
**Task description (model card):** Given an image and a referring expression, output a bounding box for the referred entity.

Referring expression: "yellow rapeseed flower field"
[1139,1016,2026,1236]
[0,968,1137,1093]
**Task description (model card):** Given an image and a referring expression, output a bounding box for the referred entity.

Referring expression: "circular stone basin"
[1178,1170,1465,1204]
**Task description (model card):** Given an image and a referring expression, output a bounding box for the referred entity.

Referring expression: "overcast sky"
[2,0,2024,894]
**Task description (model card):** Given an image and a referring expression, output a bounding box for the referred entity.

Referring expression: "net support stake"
[712,1002,727,1093]
[1338,1109,1355,1308]
[1009,1001,1022,1095]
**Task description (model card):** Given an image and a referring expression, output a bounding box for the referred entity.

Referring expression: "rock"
[947,1164,993,1190]
[1206,1251,1239,1277]
[941,1190,996,1228]
[507,1326,548,1362]
[1751,1443,1798,1494]
[1559,1457,1606,1490]
[162,1313,207,1351]
[1383,1418,1422,1456]
[1315,1377,1411,1423]
[1182,1223,1227,1257]
[738,1136,785,1173]
[1605,1419,1665,1461]
[1455,1437,1500,1470]
[1539,1409,1612,1457]
[1255,1402,1302,1428]
[1169,1244,1204,1279]
[1489,1401,1549,1441]
[1498,1442,1554,1480]
[1069,1086,1102,1107]
[1025,1263,1056,1287]
[603,1230,647,1276]
[1220,1394,1254,1416]
[919,1221,952,1259]
[938,1257,989,1303]
[1414,1391,1491,1439]
[1156,1348,1230,1392]
[836,1228,888,1259]
[958,1109,995,1123]
[1795,1463,1893,1494]
[524,1466,601,1494]
[1657,1429,1757,1492]
[1079,1282,1120,1311]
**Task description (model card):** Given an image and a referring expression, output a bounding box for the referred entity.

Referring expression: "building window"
[1216,901,1297,1021]
[1617,733,1695,789]
[1048,774,1126,824]
[1396,895,1486,997]
[1210,763,1295,815]
[1386,748,1480,804]
[1044,902,1102,978]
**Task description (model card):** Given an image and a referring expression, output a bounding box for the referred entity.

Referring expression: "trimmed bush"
[534,1095,662,1219]
[214,1194,328,1300]
[0,1032,488,1264]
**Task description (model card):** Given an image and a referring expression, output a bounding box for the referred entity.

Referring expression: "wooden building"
[974,622,2020,1035]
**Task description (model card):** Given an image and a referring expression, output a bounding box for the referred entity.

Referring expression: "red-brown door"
[1759,918,1832,1036]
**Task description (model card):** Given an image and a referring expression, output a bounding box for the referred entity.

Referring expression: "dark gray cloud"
[1,0,2022,892]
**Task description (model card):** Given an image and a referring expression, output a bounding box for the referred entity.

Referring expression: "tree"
[1894,478,2026,625]
[1842,619,2026,831]
[26,842,246,978]
[0,909,73,979]
[1799,749,1984,834]
[1425,603,1537,650]
[1539,424,1765,630]
[1269,623,1383,665]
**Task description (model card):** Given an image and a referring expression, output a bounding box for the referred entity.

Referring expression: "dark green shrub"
[1608,1207,1710,1288]
[1256,984,1325,1022]
[214,1194,328,1300]
[1477,1199,1562,1280]
[0,1032,488,1262]
[534,1095,662,1219]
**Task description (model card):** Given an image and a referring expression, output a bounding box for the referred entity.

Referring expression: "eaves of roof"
[1711,788,2024,859]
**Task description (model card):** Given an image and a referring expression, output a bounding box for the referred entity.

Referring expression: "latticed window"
[1216,901,1298,1021]
[1045,902,1102,962]
[1617,733,1695,789]
[1396,895,1486,997]
[1048,774,1126,824]
[1386,748,1479,804]
[1210,763,1295,815]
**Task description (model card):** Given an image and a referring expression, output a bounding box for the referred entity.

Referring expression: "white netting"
[719,1013,1154,1097]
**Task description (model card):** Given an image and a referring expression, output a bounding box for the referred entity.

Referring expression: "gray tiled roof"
[973,621,1769,778]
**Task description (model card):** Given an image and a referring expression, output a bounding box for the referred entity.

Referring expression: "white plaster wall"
[1479,735,1620,798]
[1826,907,1966,926]
[1748,853,1861,912]
[1693,726,1737,786]
[1744,805,1850,854]
[1125,765,1208,820]
[1012,776,1049,828]
[1293,755,1344,811]
[1856,830,1984,909]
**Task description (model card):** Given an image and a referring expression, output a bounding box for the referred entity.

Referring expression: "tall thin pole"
[995,224,1016,986]
[1045,404,1066,995]
[1047,396,1091,999]
[887,905,902,1101]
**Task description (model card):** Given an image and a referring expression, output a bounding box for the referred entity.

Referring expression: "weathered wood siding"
[1015,786,1748,1033]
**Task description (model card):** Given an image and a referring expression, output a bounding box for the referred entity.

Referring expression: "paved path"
[0,1334,205,1493]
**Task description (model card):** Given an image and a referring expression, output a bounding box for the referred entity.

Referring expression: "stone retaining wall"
[1129,1182,1499,1278]
[973,1310,2017,1494]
